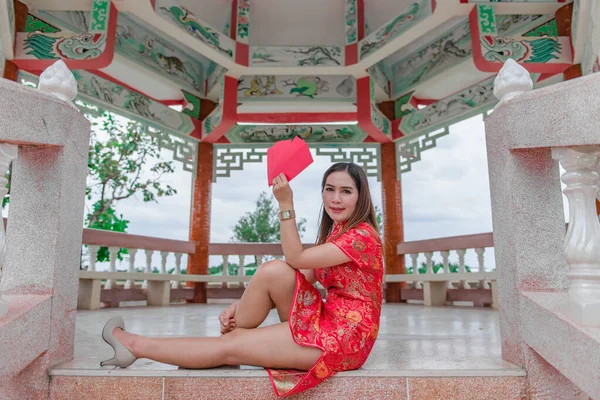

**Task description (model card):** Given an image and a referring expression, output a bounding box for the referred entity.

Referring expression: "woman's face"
[322,171,359,224]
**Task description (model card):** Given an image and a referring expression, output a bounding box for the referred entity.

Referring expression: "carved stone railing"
[394,233,498,308]
[485,59,600,398]
[77,232,318,308]
[0,61,90,399]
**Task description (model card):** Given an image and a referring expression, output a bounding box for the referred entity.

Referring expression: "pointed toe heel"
[100,316,137,368]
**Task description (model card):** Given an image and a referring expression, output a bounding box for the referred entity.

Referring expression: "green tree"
[231,191,307,264]
[85,113,177,262]
[374,204,383,236]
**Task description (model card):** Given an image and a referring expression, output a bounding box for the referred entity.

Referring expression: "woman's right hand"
[219,301,239,335]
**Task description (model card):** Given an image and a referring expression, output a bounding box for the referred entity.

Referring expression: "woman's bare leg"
[232,260,297,329]
[114,322,321,370]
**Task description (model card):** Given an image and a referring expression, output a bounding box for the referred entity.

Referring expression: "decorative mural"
[368,63,390,96]
[359,0,434,59]
[394,91,416,119]
[472,5,571,71]
[182,90,201,119]
[237,75,355,100]
[391,13,543,98]
[115,13,204,95]
[25,14,60,33]
[34,10,208,95]
[236,0,249,43]
[250,46,343,67]
[226,124,367,143]
[345,0,358,45]
[19,71,198,172]
[71,70,195,136]
[203,103,223,136]
[156,0,235,60]
[399,76,496,136]
[15,0,113,62]
[206,64,227,96]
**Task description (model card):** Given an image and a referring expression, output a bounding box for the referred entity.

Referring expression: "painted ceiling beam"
[12,0,117,70]
[470,5,572,73]
[201,75,237,143]
[356,76,392,143]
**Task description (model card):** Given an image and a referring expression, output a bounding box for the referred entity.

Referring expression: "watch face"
[282,210,291,219]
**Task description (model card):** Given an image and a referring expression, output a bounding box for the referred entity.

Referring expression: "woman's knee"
[255,260,295,279]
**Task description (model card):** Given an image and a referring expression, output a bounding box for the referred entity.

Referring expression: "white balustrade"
[457,249,468,289]
[553,147,600,326]
[88,245,99,272]
[104,246,119,290]
[172,252,182,289]
[410,253,421,289]
[143,249,153,289]
[124,248,137,289]
[238,255,245,288]
[222,255,230,288]
[441,250,453,289]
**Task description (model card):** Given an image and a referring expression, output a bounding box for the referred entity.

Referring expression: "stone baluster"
[124,248,137,289]
[410,253,421,289]
[104,246,119,289]
[457,249,469,289]
[88,245,99,272]
[238,255,245,288]
[441,250,453,289]
[256,254,264,267]
[160,251,168,274]
[424,252,434,274]
[0,144,18,318]
[172,252,183,289]
[552,147,600,326]
[222,255,229,288]
[475,247,489,289]
[143,249,153,289]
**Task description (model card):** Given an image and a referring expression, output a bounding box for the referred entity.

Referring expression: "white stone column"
[160,251,169,274]
[104,246,119,290]
[238,255,245,288]
[457,249,468,289]
[553,147,600,326]
[410,253,421,289]
[124,248,137,289]
[475,247,489,289]
[88,245,99,272]
[143,249,153,289]
[0,144,18,318]
[441,250,453,289]
[172,252,183,289]
[222,255,229,288]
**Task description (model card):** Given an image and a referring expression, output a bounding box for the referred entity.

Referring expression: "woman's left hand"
[272,173,293,207]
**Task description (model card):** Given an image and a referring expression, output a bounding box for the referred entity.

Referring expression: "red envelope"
[267,137,314,186]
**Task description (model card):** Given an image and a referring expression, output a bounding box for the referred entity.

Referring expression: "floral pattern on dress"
[267,222,383,397]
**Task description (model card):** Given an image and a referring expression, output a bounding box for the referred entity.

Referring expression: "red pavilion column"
[187,142,214,303]
[379,102,406,303]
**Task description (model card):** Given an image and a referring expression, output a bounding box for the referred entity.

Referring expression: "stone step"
[49,368,528,400]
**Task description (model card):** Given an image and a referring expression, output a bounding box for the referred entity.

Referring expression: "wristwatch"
[279,209,296,221]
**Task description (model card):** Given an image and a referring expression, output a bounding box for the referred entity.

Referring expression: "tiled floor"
[51,303,524,378]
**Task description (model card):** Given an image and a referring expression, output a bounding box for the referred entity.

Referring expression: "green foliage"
[407,262,472,275]
[84,113,178,262]
[374,204,383,236]
[208,262,257,276]
[231,191,307,244]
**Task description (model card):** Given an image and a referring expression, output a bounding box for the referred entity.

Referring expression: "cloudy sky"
[83,112,560,273]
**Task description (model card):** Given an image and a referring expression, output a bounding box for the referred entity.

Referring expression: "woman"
[100,162,383,397]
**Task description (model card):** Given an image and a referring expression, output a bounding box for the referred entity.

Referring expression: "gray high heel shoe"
[100,316,137,368]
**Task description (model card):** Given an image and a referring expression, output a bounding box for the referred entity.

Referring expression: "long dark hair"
[316,162,380,245]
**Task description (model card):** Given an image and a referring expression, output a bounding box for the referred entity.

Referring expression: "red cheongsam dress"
[267,221,384,397]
